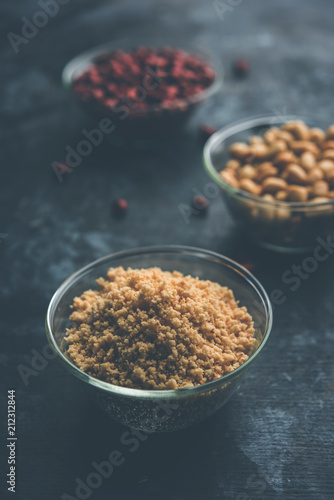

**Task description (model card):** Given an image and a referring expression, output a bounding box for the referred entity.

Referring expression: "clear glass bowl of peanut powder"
[46,246,272,432]
[203,115,334,253]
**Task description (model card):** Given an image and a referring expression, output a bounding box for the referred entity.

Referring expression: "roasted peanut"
[274,150,296,167]
[239,165,257,180]
[239,178,262,195]
[256,162,278,182]
[310,180,329,198]
[310,196,330,203]
[325,169,334,187]
[326,125,334,140]
[290,140,319,156]
[322,149,334,161]
[229,142,251,159]
[249,143,269,160]
[276,207,291,220]
[281,168,289,180]
[283,121,310,140]
[275,190,288,201]
[308,197,333,216]
[266,140,287,158]
[309,127,325,145]
[262,194,275,201]
[220,169,240,189]
[277,130,294,144]
[300,151,316,171]
[318,159,334,174]
[285,163,308,184]
[287,185,308,202]
[225,159,241,171]
[262,177,288,193]
[221,120,334,211]
[249,135,264,145]
[259,203,276,221]
[307,167,324,184]
[322,141,334,150]
[263,127,279,144]
[307,197,333,215]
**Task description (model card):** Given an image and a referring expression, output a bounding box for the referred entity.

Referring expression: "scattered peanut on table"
[219,120,334,202]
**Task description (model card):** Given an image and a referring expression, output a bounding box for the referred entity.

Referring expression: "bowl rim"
[45,245,273,400]
[61,37,224,113]
[203,114,334,209]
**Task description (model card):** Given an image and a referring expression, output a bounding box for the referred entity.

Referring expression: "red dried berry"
[113,198,128,216]
[199,124,217,144]
[233,58,250,77]
[192,195,209,212]
[57,162,71,173]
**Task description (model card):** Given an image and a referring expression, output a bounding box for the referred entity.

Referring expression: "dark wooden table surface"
[1,0,334,499]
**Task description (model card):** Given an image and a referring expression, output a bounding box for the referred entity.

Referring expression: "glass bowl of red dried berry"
[62,39,223,146]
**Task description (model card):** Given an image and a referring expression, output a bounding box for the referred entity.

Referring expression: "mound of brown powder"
[65,266,255,390]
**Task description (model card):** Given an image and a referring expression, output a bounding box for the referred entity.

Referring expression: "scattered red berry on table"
[57,162,70,172]
[113,198,128,216]
[233,58,250,78]
[192,195,209,213]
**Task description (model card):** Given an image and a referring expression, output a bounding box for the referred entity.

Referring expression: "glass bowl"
[62,38,223,147]
[203,115,334,253]
[46,246,272,432]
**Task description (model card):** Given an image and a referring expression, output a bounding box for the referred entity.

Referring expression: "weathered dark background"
[1,0,334,499]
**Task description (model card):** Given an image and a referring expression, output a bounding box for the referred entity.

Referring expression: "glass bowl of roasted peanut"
[203,115,334,252]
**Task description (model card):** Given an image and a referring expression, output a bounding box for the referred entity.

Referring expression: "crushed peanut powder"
[65,267,255,390]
